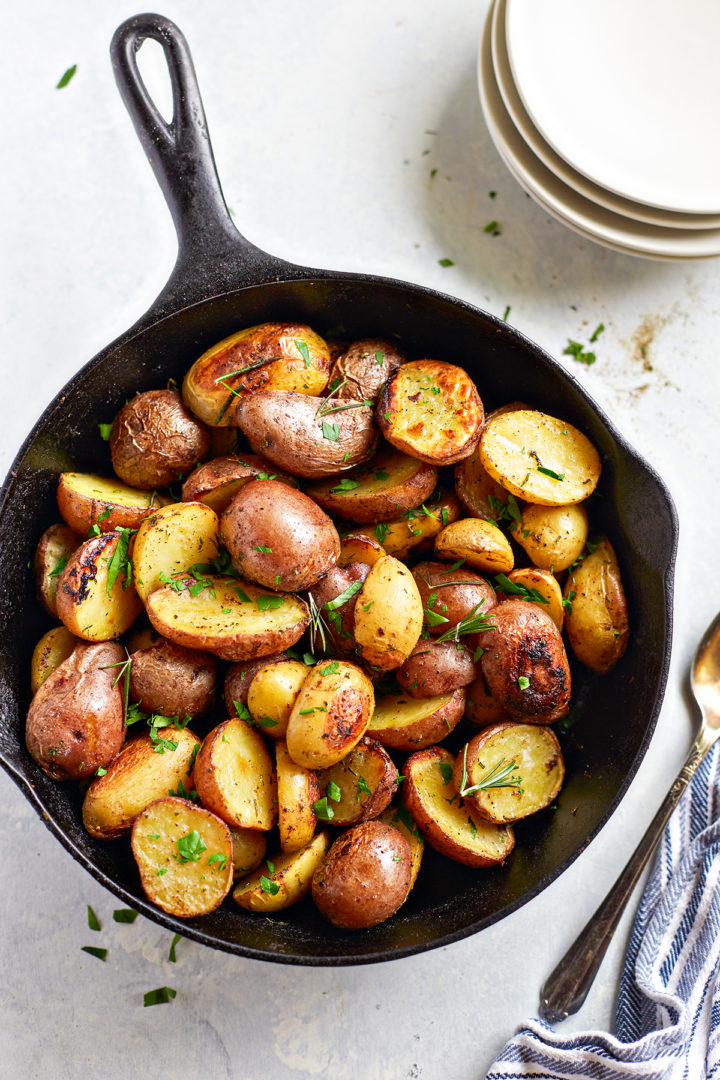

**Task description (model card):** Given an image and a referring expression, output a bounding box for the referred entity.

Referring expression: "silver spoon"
[540,610,720,1023]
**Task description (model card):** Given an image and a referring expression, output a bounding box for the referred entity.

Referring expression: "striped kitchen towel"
[485,740,720,1080]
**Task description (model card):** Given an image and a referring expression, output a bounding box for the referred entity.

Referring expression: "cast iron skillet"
[0,13,677,965]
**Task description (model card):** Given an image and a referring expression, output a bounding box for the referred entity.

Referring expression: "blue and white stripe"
[486,742,720,1080]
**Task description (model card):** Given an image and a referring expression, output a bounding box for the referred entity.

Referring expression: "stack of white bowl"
[478,0,720,259]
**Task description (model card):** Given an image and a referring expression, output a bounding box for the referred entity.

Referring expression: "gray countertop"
[2,2,719,1077]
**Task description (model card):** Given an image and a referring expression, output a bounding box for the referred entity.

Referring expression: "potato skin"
[286,661,375,769]
[397,640,477,698]
[34,523,81,617]
[276,740,320,852]
[464,673,512,727]
[110,390,211,489]
[224,653,289,710]
[434,518,514,574]
[30,626,77,694]
[564,538,629,673]
[25,641,126,780]
[129,639,217,718]
[412,560,496,635]
[56,532,143,641]
[511,503,589,572]
[305,448,438,524]
[316,737,398,825]
[368,688,467,750]
[181,452,297,513]
[454,447,513,522]
[478,599,571,723]
[220,479,341,592]
[311,821,411,928]
[193,718,277,830]
[328,338,405,403]
[57,473,168,535]
[353,555,423,670]
[307,561,369,652]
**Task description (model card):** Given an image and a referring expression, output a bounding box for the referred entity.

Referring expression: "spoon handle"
[539,730,713,1023]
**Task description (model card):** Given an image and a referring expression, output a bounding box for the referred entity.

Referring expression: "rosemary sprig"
[458,745,524,797]
[434,601,496,644]
[213,355,282,393]
[315,397,373,419]
[308,593,329,655]
[100,650,132,723]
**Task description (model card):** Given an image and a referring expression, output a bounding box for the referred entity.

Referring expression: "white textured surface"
[1,2,719,1078]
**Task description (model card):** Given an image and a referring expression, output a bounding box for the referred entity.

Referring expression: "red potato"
[110,390,211,489]
[411,560,496,635]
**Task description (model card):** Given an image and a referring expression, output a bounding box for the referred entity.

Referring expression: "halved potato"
[131,797,233,917]
[378,804,425,890]
[328,338,405,403]
[183,322,331,426]
[353,555,423,670]
[276,740,320,852]
[367,688,466,750]
[57,472,168,535]
[146,575,309,661]
[378,360,484,465]
[193,718,277,830]
[564,538,629,673]
[479,410,601,505]
[285,661,375,769]
[229,827,267,878]
[510,503,589,572]
[454,724,564,824]
[30,626,77,693]
[337,533,386,568]
[82,728,201,839]
[465,674,512,727]
[316,737,398,826]
[233,831,330,912]
[247,660,308,738]
[132,501,220,603]
[34,523,81,617]
[56,532,142,641]
[181,453,297,513]
[497,568,564,631]
[224,653,290,710]
[305,448,438,523]
[354,490,462,560]
[454,447,514,521]
[403,747,514,867]
[434,518,514,574]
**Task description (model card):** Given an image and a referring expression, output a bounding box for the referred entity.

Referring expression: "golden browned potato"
[129,639,217,718]
[193,718,277,830]
[132,501,220,603]
[353,555,423,670]
[454,446,514,522]
[233,831,330,912]
[235,389,378,478]
[285,660,375,769]
[434,518,514,574]
[464,674,512,727]
[316,737,398,826]
[411,560,496,635]
[220,479,340,592]
[479,410,601,505]
[367,688,466,750]
[454,724,564,824]
[131,797,233,917]
[56,532,142,641]
[307,562,369,653]
[564,538,629,673]
[30,626,78,694]
[180,452,297,513]
[378,360,484,465]
[224,653,290,710]
[496,568,564,632]
[403,747,514,867]
[146,575,309,661]
[81,728,201,838]
[354,490,462,560]
[276,740,320,852]
[477,599,571,723]
[110,390,211,489]
[246,659,309,738]
[311,820,411,928]
[378,804,424,891]
[510,503,589,571]
[57,473,169,535]
[229,827,267,878]
[125,623,163,653]
[183,322,330,426]
[34,523,81,617]
[305,448,438,523]
[396,640,477,698]
[25,641,126,780]
[327,338,405,403]
[337,532,386,568]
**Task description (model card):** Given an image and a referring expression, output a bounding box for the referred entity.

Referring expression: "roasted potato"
[305,448,438,523]
[57,472,169,535]
[477,599,571,723]
[129,639,217,718]
[411,559,496,635]
[311,820,411,928]
[307,562,369,653]
[337,532,386,568]
[465,673,513,727]
[34,523,81,617]
[30,626,77,694]
[454,446,514,522]
[496,568,564,632]
[454,724,564,824]
[235,389,378,478]
[403,747,514,867]
[327,338,405,403]
[146,575,309,661]
[193,718,277,829]
[316,737,398,825]
[25,641,126,780]
[276,740,320,852]
[224,653,290,710]
[183,322,330,426]
[110,390,211,489]
[434,518,514,574]
[229,827,267,878]
[180,452,297,513]
[220,479,340,592]
[564,538,629,673]
[233,831,330,912]
[367,688,466,750]
[246,659,309,738]
[131,797,233,917]
[378,804,424,891]
[82,728,201,838]
[56,532,142,641]
[479,410,601,505]
[396,640,477,698]
[132,501,220,603]
[354,489,462,560]
[353,555,423,670]
[285,660,375,769]
[510,503,589,571]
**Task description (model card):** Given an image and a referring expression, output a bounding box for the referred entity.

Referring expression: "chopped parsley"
[325,581,362,611]
[81,946,107,961]
[322,420,340,442]
[326,780,342,803]
[518,676,530,690]
[313,797,335,821]
[438,762,454,786]
[536,466,565,482]
[438,257,454,267]
[87,905,101,931]
[98,422,112,440]
[589,323,605,343]
[494,573,549,605]
[174,830,206,864]
[256,594,284,611]
[56,64,77,89]
[168,934,181,962]
[563,339,596,366]
[294,339,311,368]
[106,527,134,595]
[319,661,340,676]
[143,987,176,1007]
[260,875,280,895]
[112,909,138,924]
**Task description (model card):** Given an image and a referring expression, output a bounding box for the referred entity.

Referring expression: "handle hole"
[136,38,174,126]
